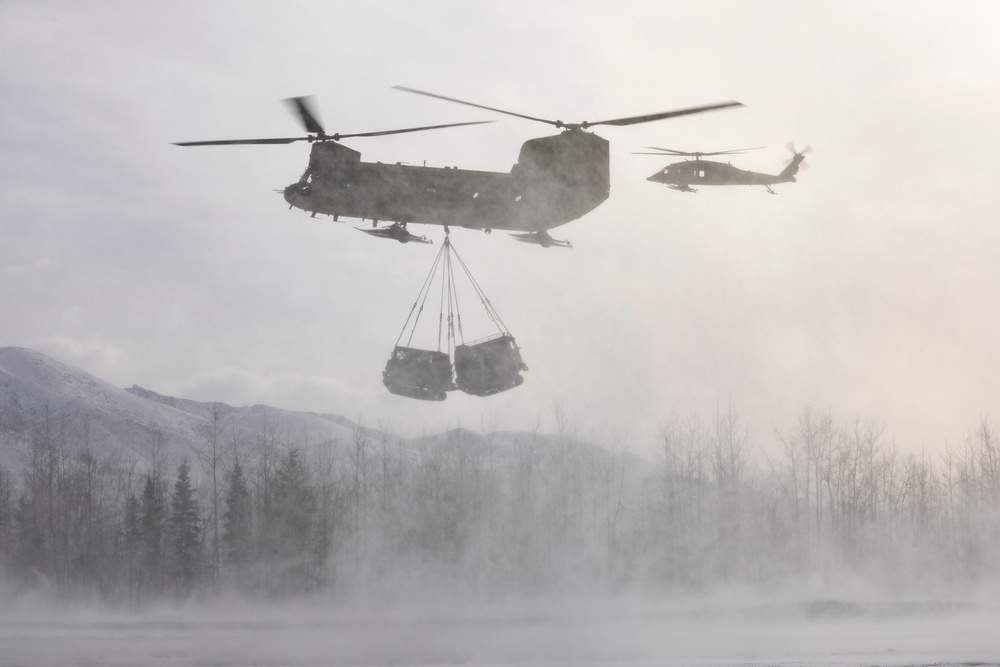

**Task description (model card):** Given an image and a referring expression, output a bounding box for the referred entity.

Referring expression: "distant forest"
[1,402,999,605]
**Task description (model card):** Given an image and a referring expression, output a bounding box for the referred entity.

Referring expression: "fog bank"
[2,592,999,667]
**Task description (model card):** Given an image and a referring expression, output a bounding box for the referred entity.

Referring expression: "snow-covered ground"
[2,596,998,667]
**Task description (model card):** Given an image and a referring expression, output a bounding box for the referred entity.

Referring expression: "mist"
[4,1,1000,664]
[3,396,1000,664]
[3,595,999,666]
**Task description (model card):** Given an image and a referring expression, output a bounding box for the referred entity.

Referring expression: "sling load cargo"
[383,237,527,400]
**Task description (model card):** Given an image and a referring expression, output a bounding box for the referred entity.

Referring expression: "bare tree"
[192,404,231,590]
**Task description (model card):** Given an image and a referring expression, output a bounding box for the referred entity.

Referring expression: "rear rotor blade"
[284,96,325,134]
[396,86,744,131]
[588,101,744,128]
[334,120,493,140]
[394,86,561,127]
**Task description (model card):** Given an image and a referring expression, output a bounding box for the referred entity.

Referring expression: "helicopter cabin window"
[426,187,436,193]
[514,195,522,202]
[472,192,479,199]
[698,170,705,178]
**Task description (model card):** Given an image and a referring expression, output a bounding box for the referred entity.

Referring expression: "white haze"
[3,350,1000,665]
[2,2,1000,454]
[2,593,999,667]
[3,3,1000,664]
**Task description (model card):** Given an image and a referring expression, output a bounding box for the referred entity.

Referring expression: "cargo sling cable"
[383,236,527,401]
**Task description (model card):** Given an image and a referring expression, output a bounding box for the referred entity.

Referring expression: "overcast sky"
[2,1,999,454]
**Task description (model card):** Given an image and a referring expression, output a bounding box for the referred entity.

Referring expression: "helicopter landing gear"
[765,185,777,195]
[358,222,432,244]
[507,230,573,249]
[483,228,492,235]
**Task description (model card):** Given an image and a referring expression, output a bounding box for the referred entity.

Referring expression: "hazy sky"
[3,1,999,454]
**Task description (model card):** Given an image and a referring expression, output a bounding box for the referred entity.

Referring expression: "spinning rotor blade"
[333,120,493,140]
[284,96,325,134]
[394,86,561,127]
[173,137,309,146]
[635,146,765,156]
[173,121,492,147]
[783,142,812,169]
[588,102,744,128]
[174,97,324,146]
[785,142,813,156]
[395,85,743,130]
[174,92,493,147]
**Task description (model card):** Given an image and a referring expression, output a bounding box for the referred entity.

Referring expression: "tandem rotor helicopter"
[637,143,811,194]
[174,87,743,247]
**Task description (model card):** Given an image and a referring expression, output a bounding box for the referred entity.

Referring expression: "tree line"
[0,401,998,605]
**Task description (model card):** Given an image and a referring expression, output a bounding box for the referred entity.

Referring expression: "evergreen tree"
[170,462,201,596]
[271,447,317,595]
[138,471,166,596]
[222,461,252,584]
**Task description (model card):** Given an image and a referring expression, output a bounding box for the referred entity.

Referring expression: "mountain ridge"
[0,347,373,467]
[0,347,652,484]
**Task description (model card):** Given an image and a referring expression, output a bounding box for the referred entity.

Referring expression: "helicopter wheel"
[484,228,492,235]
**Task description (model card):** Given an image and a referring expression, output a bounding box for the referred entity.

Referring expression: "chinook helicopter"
[174,89,743,247]
[639,143,811,194]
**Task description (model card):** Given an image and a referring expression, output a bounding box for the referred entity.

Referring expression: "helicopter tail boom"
[778,154,805,181]
[778,143,811,181]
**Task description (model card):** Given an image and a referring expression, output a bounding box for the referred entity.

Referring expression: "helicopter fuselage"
[283,130,610,233]
[647,158,797,189]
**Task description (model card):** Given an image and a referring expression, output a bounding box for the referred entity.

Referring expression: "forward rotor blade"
[284,96,325,134]
[394,86,562,127]
[172,121,493,146]
[173,137,309,146]
[334,120,493,140]
[588,101,744,128]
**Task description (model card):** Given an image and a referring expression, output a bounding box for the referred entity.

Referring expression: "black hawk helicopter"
[639,143,811,194]
[174,89,742,247]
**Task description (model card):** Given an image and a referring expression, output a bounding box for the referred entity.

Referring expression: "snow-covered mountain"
[0,347,654,486]
[0,347,371,468]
